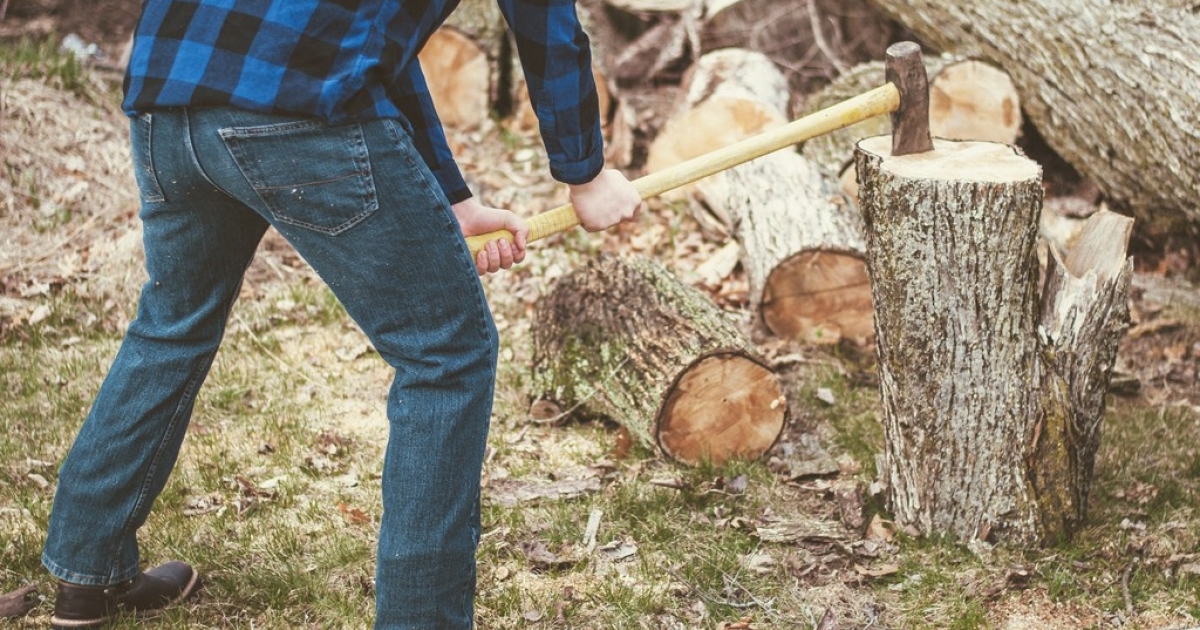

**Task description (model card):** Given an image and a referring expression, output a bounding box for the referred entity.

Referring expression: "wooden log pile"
[413,0,1170,525]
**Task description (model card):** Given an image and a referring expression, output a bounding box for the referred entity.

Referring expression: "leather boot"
[50,561,201,629]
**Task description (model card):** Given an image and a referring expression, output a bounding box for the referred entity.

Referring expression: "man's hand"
[451,198,529,275]
[569,169,642,232]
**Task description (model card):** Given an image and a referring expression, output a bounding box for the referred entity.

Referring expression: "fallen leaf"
[854,563,900,578]
[520,540,576,570]
[338,502,372,526]
[28,304,51,325]
[865,515,896,543]
[598,539,638,562]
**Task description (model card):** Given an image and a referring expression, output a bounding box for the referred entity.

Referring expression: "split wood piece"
[695,151,872,344]
[0,585,37,618]
[803,57,1021,199]
[856,135,1132,545]
[645,48,790,198]
[866,0,1200,230]
[418,0,509,130]
[530,253,786,466]
[418,28,492,130]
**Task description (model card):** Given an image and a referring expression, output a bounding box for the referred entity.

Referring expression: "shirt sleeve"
[498,0,604,185]
[391,60,473,204]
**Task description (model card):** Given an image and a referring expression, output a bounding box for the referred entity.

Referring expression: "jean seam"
[183,107,226,197]
[137,113,166,203]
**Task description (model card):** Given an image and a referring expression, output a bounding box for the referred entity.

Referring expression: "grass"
[0,34,97,98]
[5,266,1200,630]
[2,46,1199,629]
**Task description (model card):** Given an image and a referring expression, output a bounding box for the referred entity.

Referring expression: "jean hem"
[42,552,139,587]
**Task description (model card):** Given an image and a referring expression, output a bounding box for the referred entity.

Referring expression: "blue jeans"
[42,107,497,629]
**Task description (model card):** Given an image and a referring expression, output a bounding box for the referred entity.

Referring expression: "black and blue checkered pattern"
[122,0,604,202]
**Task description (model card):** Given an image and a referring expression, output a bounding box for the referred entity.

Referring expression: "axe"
[465,41,933,257]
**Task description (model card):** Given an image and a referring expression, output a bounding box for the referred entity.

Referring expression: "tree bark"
[695,151,872,344]
[531,253,786,465]
[856,135,1131,544]
[864,0,1200,230]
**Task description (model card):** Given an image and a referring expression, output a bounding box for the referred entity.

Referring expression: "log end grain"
[646,97,786,175]
[929,59,1021,144]
[858,135,1040,183]
[656,352,786,466]
[417,28,491,130]
[761,250,873,344]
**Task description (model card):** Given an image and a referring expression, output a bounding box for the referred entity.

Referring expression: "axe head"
[885,41,934,156]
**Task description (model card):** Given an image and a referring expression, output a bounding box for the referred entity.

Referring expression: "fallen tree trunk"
[531,254,787,465]
[864,0,1200,230]
[856,135,1132,545]
[696,151,872,344]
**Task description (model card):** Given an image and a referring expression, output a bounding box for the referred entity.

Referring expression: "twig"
[1120,555,1139,620]
[806,0,850,74]
[582,508,603,553]
[0,0,10,23]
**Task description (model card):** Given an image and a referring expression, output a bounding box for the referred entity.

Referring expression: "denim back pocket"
[130,113,166,203]
[219,120,378,235]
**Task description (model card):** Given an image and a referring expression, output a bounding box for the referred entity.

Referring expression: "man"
[41,0,641,628]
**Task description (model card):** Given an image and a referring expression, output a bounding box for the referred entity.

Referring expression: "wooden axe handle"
[465,82,900,257]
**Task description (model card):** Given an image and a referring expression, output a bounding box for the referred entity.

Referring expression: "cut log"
[864,0,1200,229]
[645,48,790,180]
[0,585,37,619]
[695,151,872,344]
[417,0,510,129]
[418,28,493,130]
[531,253,786,465]
[802,57,1022,199]
[856,135,1132,545]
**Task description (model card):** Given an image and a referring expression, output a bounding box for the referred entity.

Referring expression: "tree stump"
[531,254,786,465]
[695,151,872,344]
[856,135,1132,544]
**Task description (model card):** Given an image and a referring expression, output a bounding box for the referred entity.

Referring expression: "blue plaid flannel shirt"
[122,0,604,203]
